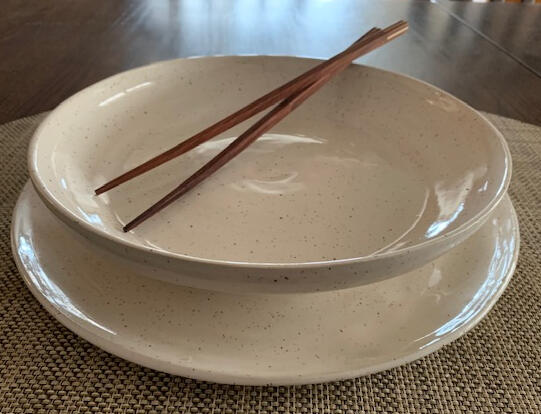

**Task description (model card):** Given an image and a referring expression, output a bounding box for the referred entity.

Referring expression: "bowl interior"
[30,56,510,264]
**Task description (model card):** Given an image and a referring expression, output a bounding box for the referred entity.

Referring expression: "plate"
[28,56,511,293]
[12,183,519,385]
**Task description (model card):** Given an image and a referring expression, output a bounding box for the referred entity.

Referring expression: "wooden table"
[1,0,540,125]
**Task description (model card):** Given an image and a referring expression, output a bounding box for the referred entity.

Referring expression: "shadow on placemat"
[0,113,539,413]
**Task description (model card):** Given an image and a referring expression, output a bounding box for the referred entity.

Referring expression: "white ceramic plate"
[12,183,519,385]
[28,56,511,293]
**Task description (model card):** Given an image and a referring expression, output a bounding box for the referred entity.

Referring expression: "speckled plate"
[12,183,519,385]
[28,56,512,293]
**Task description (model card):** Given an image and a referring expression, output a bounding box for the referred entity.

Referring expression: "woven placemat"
[1,113,539,414]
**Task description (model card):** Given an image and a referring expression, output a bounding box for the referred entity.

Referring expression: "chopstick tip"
[95,185,107,195]
[123,215,145,232]
[386,23,409,40]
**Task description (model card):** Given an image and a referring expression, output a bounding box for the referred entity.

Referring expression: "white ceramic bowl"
[28,56,511,293]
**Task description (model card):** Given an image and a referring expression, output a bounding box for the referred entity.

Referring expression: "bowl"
[28,56,511,293]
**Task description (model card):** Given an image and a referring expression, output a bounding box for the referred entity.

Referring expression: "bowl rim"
[28,55,512,270]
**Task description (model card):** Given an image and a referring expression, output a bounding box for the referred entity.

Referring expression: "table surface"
[1,0,540,126]
[439,0,541,74]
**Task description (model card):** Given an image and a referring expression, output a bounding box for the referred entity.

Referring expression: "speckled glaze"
[11,183,519,385]
[28,56,511,293]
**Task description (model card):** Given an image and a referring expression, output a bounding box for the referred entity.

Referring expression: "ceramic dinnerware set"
[12,56,518,385]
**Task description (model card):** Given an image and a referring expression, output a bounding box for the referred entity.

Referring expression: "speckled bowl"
[28,56,511,293]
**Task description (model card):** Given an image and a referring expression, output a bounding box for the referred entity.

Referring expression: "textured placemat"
[1,112,539,414]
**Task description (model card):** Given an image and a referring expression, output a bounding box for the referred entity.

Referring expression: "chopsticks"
[98,21,408,232]
[95,22,406,196]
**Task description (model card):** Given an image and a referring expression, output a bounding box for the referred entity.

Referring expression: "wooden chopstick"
[94,27,387,195]
[122,21,408,232]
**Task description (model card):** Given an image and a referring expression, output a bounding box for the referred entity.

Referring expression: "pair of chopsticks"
[95,21,408,232]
